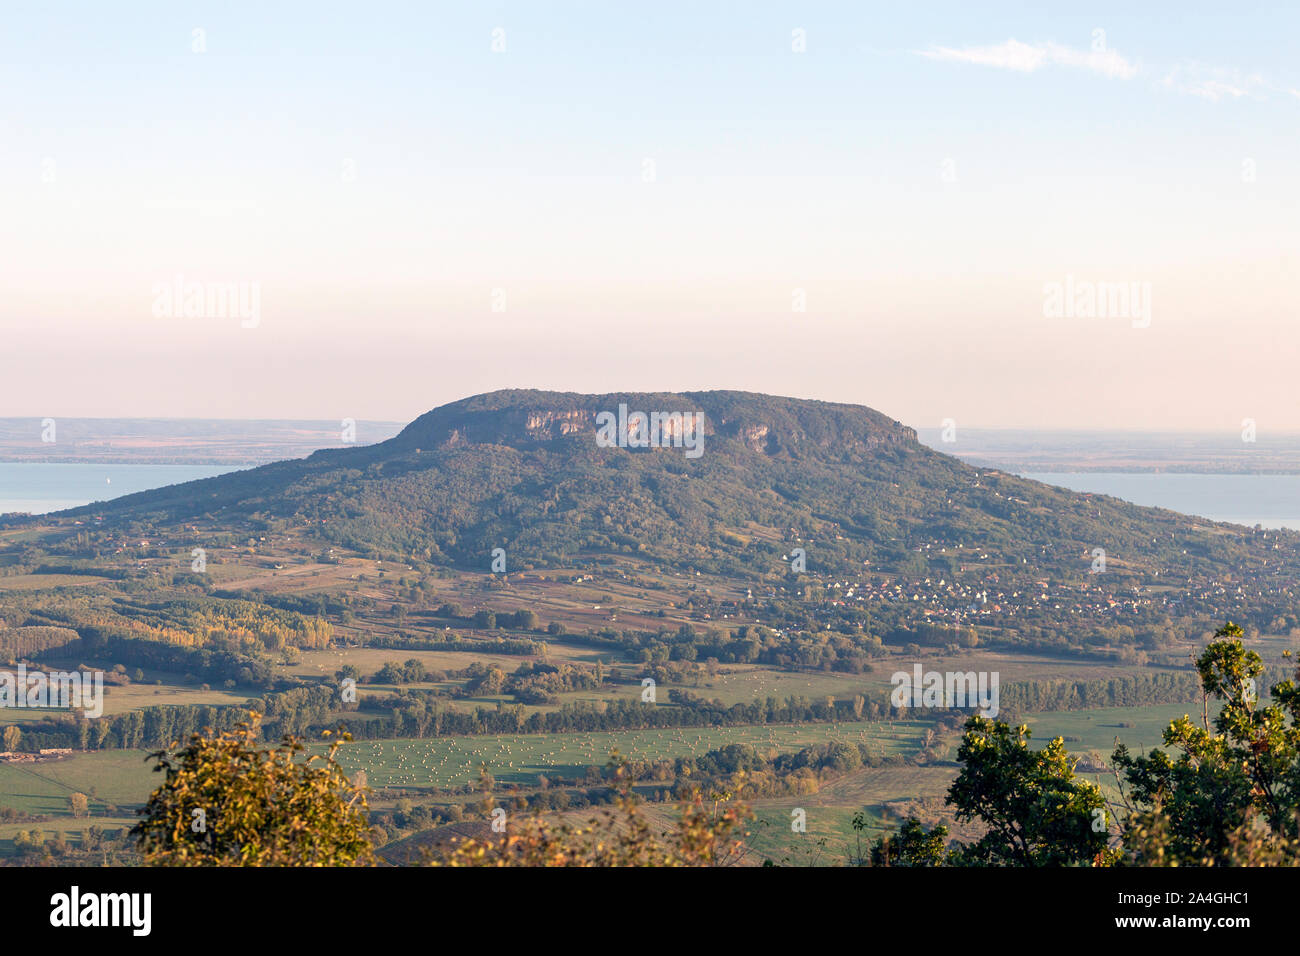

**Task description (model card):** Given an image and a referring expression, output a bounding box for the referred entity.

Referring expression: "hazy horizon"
[7,405,1300,437]
[4,2,1297,430]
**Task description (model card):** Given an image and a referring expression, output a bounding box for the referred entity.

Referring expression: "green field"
[745,803,866,865]
[0,573,109,591]
[328,720,932,791]
[0,751,155,817]
[1023,703,1207,756]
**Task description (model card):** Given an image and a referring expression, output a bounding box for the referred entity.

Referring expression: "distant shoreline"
[917,428,1300,475]
[5,417,1300,474]
[0,417,403,467]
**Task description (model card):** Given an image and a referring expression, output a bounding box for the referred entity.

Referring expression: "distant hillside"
[28,390,1297,592]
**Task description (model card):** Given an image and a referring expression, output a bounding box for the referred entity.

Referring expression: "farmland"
[1,388,1298,865]
[326,719,931,791]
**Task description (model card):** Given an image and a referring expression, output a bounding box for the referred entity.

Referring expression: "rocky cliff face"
[387,389,917,460]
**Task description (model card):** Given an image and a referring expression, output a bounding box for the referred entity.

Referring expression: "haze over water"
[1023,472,1300,531]
[0,463,245,515]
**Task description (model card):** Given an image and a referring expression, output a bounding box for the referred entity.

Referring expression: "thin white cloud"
[917,39,1138,80]
[1160,64,1270,103]
[918,39,1298,105]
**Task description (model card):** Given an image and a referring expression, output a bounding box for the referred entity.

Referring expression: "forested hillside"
[26,390,1297,593]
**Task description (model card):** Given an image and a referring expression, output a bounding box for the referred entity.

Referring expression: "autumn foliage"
[132,712,372,866]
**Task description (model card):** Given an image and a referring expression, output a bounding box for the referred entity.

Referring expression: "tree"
[2,725,19,752]
[864,815,948,866]
[945,716,1107,866]
[68,792,90,819]
[1114,622,1300,865]
[132,712,373,866]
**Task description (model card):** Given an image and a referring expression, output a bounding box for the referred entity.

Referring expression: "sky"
[2,1,1297,432]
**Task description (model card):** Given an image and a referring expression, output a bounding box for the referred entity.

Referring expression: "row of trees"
[11,685,335,752]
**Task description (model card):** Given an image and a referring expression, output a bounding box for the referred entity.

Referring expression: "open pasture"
[327,719,932,791]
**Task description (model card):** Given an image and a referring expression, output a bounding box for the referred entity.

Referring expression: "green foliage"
[945,716,1107,866]
[1114,621,1300,865]
[865,816,949,867]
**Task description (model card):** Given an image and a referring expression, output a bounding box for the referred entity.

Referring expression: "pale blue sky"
[2,2,1297,429]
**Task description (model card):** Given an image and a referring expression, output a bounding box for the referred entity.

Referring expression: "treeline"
[0,626,82,660]
[339,690,879,740]
[368,634,539,655]
[15,704,252,752]
[10,685,336,752]
[997,672,1203,716]
[997,663,1294,718]
[32,563,132,581]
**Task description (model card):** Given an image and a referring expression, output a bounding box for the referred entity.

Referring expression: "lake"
[1023,473,1300,530]
[0,463,247,515]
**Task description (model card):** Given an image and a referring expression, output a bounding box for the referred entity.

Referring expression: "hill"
[21,389,1296,598]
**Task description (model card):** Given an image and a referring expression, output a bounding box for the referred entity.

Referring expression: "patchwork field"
[1,472,1291,868]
